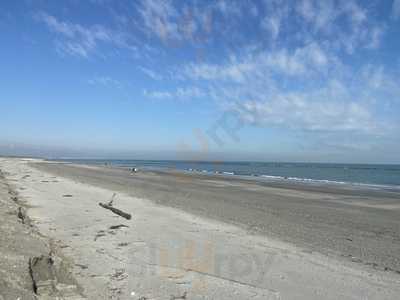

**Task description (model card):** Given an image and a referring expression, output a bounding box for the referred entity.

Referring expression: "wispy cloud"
[136,0,246,47]
[392,0,400,19]
[182,42,331,83]
[137,0,183,43]
[178,43,397,139]
[214,53,397,134]
[261,0,289,42]
[261,16,281,41]
[30,0,400,148]
[233,81,384,134]
[293,0,385,54]
[88,76,123,89]
[138,66,163,80]
[35,12,137,58]
[365,25,386,49]
[143,90,173,99]
[144,86,205,101]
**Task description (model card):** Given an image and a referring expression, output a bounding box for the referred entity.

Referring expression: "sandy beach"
[1,157,400,299]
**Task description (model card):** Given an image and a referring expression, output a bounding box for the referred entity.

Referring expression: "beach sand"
[0,157,399,299]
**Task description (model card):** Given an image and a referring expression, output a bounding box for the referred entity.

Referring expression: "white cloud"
[38,13,76,37]
[138,66,163,80]
[234,82,380,133]
[137,0,246,47]
[293,0,384,54]
[261,16,281,41]
[261,0,289,41]
[179,46,397,137]
[265,43,329,75]
[296,0,315,22]
[393,0,400,19]
[35,12,137,58]
[249,3,259,17]
[34,1,398,142]
[215,0,242,17]
[88,76,122,89]
[183,58,255,82]
[305,0,337,32]
[365,25,385,49]
[175,87,205,98]
[134,1,397,137]
[360,64,400,97]
[143,90,173,99]
[144,87,205,100]
[182,42,330,82]
[361,65,384,90]
[138,0,181,42]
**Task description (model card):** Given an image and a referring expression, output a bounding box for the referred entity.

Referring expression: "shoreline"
[50,158,400,191]
[1,158,400,299]
[47,159,400,198]
[140,168,400,194]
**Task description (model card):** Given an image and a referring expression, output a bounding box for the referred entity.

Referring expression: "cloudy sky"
[1,0,400,163]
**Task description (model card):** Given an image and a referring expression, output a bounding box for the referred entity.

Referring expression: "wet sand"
[34,160,400,273]
[1,158,400,299]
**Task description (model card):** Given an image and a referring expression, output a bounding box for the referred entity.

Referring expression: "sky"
[1,0,400,163]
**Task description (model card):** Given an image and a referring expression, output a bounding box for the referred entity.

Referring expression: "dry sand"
[0,157,399,299]
[34,160,400,273]
[0,161,85,300]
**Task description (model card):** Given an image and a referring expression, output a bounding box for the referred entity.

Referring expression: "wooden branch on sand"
[99,203,132,220]
[107,193,116,206]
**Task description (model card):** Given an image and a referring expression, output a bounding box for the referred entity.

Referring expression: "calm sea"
[55,159,400,188]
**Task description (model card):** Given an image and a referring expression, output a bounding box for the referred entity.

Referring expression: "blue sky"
[1,0,400,163]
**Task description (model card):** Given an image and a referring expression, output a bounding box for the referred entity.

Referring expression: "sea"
[54,159,400,189]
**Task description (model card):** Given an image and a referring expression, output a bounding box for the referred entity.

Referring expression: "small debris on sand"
[94,230,106,241]
[111,269,128,281]
[17,207,28,224]
[109,224,129,230]
[170,291,187,300]
[75,264,89,270]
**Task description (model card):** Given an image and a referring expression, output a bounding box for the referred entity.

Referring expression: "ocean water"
[55,159,400,188]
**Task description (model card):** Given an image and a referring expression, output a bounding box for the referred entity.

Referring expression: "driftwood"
[107,193,116,206]
[99,203,132,220]
[109,224,129,230]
